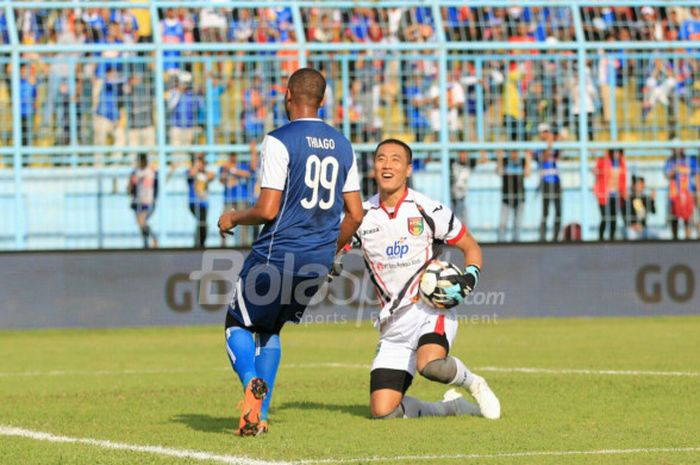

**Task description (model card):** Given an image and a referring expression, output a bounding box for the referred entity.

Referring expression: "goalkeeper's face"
[374,143,412,195]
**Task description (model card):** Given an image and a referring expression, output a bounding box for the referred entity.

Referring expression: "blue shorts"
[226,253,325,334]
[135,203,155,215]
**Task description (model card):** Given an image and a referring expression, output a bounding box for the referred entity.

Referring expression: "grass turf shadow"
[277,401,368,418]
[170,414,237,434]
[171,403,367,434]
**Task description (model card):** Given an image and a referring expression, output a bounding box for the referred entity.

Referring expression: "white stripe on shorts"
[236,278,253,327]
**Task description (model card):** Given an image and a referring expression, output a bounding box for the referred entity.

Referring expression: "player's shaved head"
[287,68,326,108]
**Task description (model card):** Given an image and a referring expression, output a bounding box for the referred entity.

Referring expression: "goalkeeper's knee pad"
[419,357,458,384]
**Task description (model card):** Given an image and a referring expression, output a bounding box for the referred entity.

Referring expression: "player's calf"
[415,342,501,420]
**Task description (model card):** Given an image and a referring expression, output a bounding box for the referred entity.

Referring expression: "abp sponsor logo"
[386,238,409,259]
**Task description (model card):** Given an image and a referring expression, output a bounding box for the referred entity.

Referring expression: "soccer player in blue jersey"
[217,68,364,436]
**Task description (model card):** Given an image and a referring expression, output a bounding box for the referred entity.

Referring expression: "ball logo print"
[385,238,409,259]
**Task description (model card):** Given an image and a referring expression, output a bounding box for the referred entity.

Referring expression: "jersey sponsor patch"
[407,217,424,236]
[386,238,409,259]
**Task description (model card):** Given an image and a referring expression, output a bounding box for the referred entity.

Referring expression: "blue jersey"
[19,79,37,117]
[161,19,185,69]
[665,156,699,193]
[187,170,210,207]
[250,118,359,276]
[220,161,254,205]
[534,149,560,184]
[168,90,200,128]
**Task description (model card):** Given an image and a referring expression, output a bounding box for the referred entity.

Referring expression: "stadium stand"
[0,1,698,249]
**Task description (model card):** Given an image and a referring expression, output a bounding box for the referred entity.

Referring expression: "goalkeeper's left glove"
[326,259,343,283]
[443,265,480,303]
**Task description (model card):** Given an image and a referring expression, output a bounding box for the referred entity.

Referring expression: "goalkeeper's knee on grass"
[372,403,405,420]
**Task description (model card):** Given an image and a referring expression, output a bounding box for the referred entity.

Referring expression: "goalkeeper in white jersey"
[342,138,500,420]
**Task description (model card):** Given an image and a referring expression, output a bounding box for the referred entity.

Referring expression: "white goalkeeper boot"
[468,375,501,419]
[442,388,481,416]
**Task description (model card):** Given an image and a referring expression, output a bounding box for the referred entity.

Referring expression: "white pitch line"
[292,446,700,464]
[3,424,698,465]
[1,363,699,378]
[0,367,221,377]
[475,366,700,377]
[0,425,287,465]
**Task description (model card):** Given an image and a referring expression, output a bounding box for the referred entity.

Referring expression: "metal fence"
[1,1,699,249]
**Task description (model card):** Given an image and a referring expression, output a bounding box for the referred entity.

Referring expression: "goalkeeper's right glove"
[443,265,480,301]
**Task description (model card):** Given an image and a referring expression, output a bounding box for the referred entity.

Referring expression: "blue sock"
[255,333,281,421]
[225,327,257,390]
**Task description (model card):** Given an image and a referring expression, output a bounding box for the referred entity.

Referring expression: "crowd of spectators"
[1,4,699,150]
[0,4,699,243]
[2,5,698,47]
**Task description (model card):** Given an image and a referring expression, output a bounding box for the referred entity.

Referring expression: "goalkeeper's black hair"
[374,138,413,163]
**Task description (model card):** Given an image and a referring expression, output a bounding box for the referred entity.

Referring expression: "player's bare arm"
[452,229,482,270]
[218,188,282,236]
[336,191,364,253]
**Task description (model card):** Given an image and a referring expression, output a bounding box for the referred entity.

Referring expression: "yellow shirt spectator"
[503,66,524,120]
[131,0,152,39]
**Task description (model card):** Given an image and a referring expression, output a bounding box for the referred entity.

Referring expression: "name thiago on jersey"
[305,136,336,150]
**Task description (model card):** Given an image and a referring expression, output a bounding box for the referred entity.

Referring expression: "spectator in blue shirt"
[0,11,9,44]
[93,66,126,164]
[161,8,186,75]
[532,124,562,241]
[84,8,109,43]
[94,22,124,80]
[197,73,229,141]
[241,75,266,142]
[402,73,430,142]
[219,142,258,246]
[679,7,700,41]
[187,153,215,248]
[167,71,201,162]
[19,64,37,146]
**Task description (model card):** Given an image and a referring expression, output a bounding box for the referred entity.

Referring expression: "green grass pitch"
[1,316,699,465]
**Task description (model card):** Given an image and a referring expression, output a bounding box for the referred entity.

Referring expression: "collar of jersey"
[379,187,410,220]
[291,117,323,122]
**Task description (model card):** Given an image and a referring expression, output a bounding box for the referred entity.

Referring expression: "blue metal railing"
[1,0,699,249]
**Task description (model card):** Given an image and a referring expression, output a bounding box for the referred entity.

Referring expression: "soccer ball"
[419,260,463,309]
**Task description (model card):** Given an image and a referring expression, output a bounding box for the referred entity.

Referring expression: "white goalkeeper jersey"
[356,188,466,323]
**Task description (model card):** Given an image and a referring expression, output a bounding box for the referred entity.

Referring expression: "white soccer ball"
[419,260,463,309]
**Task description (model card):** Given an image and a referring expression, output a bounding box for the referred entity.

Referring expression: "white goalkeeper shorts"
[371,301,458,377]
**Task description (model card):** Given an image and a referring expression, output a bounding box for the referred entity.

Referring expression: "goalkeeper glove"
[326,255,344,283]
[443,265,480,303]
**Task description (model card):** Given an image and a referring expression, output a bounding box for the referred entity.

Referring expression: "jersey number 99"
[301,155,339,210]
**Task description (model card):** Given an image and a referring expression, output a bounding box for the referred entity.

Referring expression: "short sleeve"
[259,135,289,191]
[342,153,360,193]
[431,201,466,245]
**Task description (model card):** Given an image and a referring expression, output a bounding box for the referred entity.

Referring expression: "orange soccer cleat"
[256,420,269,436]
[235,377,268,437]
